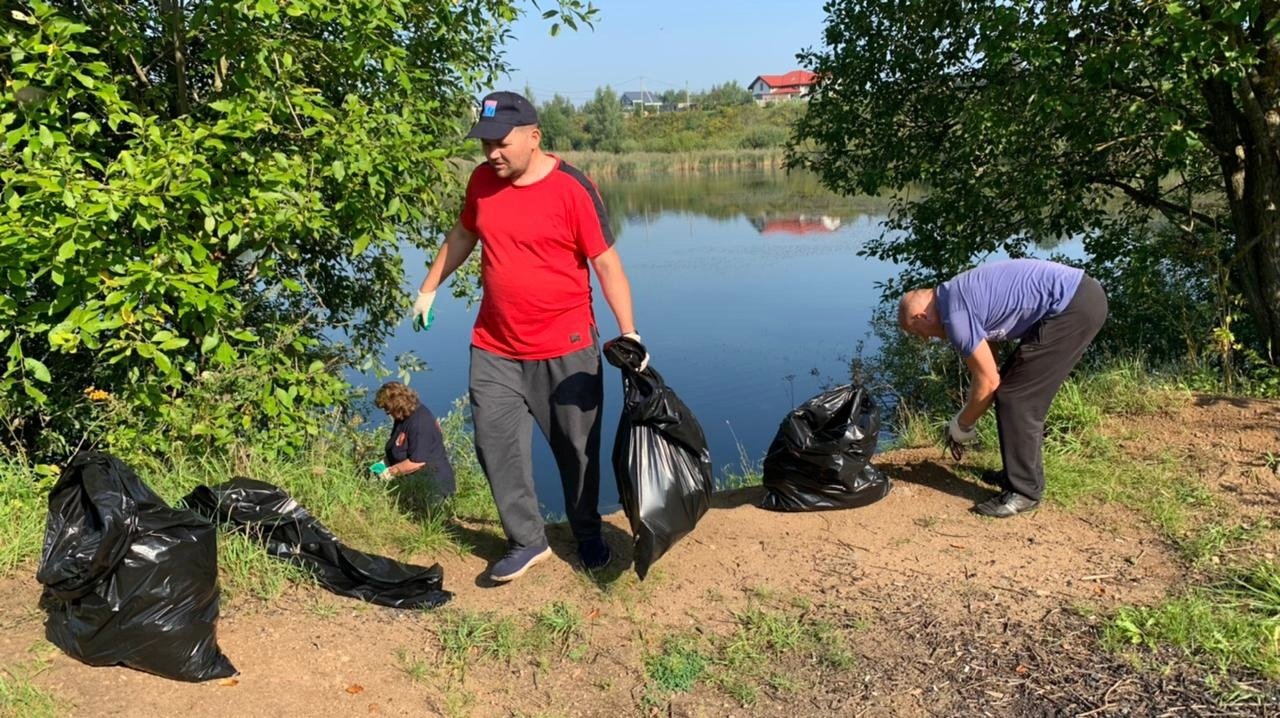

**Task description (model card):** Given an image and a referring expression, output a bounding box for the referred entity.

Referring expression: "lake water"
[361,170,960,516]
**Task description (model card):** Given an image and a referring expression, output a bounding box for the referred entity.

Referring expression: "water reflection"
[594,170,892,242]
[749,215,843,235]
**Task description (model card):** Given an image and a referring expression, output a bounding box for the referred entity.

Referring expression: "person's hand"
[412,290,436,332]
[621,331,649,371]
[376,467,394,481]
[944,414,978,461]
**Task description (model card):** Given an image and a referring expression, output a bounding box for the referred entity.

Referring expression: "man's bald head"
[897,288,945,338]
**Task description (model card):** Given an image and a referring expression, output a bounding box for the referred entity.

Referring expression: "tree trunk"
[161,0,190,117]
[1201,81,1280,365]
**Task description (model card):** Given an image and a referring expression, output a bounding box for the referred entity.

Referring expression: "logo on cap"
[482,100,498,117]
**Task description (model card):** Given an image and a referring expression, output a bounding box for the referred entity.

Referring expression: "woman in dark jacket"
[372,381,456,498]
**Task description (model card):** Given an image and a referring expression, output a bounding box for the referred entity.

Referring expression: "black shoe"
[978,469,1008,490]
[973,491,1039,518]
[578,536,612,571]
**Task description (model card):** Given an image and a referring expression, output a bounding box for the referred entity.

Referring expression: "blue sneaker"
[578,536,612,571]
[490,543,552,583]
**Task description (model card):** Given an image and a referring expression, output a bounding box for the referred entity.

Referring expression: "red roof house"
[747,70,818,103]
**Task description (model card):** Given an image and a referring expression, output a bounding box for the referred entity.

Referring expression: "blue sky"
[498,1,831,105]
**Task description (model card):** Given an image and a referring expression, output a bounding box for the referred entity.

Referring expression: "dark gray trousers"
[995,276,1108,501]
[469,343,603,549]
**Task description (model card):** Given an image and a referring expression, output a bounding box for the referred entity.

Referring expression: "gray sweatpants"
[469,343,603,549]
[995,276,1108,500]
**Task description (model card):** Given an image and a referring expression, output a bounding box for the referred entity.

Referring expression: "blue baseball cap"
[467,91,539,140]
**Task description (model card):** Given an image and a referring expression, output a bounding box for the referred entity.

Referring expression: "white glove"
[622,331,649,372]
[412,290,436,332]
[948,414,978,444]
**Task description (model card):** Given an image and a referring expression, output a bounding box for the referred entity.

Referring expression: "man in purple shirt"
[897,259,1108,517]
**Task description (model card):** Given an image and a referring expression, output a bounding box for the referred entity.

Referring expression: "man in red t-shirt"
[411,91,646,583]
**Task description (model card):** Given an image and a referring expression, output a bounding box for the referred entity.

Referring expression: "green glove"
[369,461,387,475]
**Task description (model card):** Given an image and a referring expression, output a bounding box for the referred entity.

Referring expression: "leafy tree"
[0,0,596,455]
[538,93,584,151]
[698,81,752,108]
[792,0,1280,366]
[658,88,686,107]
[582,85,623,152]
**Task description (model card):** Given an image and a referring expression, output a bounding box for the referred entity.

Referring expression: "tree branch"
[1088,174,1220,228]
[127,53,152,88]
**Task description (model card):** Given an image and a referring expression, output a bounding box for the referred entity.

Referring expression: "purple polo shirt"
[937,259,1085,357]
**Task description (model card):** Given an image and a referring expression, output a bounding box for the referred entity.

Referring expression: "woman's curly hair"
[374,381,420,421]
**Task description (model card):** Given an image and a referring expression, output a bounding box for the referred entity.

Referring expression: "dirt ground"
[2,394,1279,717]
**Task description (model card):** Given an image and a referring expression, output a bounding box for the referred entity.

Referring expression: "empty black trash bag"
[36,452,236,682]
[183,478,451,609]
[604,336,714,579]
[759,384,891,511]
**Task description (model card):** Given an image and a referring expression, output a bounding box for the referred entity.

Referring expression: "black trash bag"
[759,384,891,511]
[604,336,714,579]
[36,452,236,682]
[183,478,452,609]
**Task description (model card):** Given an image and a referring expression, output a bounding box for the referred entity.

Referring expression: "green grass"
[432,601,593,674]
[217,532,314,602]
[643,593,860,706]
[0,399,500,607]
[0,462,52,575]
[394,648,433,683]
[1103,561,1280,680]
[645,635,709,694]
[718,445,763,491]
[532,601,586,656]
[435,609,522,668]
[1,645,62,718]
[1179,521,1272,566]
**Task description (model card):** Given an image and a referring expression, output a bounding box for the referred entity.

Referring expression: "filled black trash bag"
[759,384,891,511]
[36,452,236,682]
[183,478,452,609]
[604,336,714,579]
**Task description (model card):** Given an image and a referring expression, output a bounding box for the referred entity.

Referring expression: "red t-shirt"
[460,158,614,359]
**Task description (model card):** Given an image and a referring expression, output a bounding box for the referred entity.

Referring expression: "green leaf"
[24,357,51,383]
[331,160,345,181]
[24,383,47,403]
[201,333,221,353]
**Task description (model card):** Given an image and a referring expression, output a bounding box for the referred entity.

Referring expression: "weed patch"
[643,595,860,708]
[532,601,586,656]
[0,644,62,718]
[1104,561,1280,680]
[645,635,709,694]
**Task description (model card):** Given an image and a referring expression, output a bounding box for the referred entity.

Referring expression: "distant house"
[620,91,662,112]
[747,70,817,103]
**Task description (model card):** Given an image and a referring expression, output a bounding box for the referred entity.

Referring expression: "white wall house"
[747,70,817,103]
